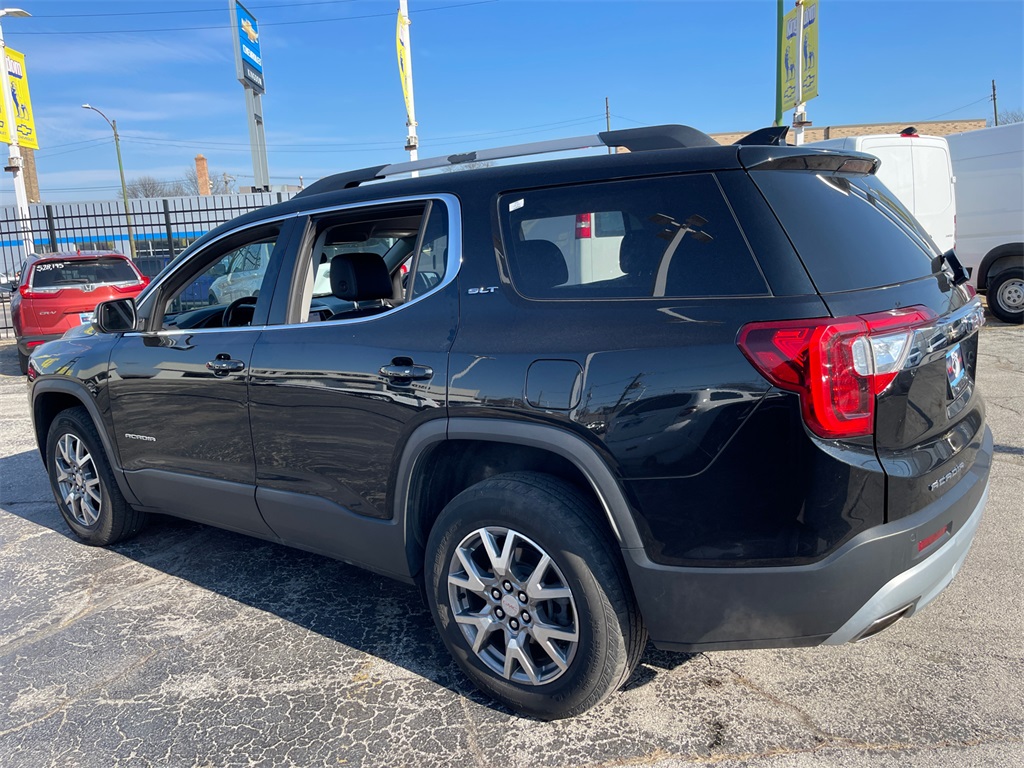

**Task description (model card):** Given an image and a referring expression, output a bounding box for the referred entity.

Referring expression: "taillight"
[18,285,55,299]
[114,276,149,293]
[737,307,935,439]
[575,213,592,239]
[26,340,45,348]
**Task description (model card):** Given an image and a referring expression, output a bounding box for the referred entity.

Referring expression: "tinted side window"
[752,171,937,293]
[499,175,768,299]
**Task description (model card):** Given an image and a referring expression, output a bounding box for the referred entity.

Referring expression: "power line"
[30,1,357,19]
[113,114,606,153]
[19,0,497,35]
[923,95,992,121]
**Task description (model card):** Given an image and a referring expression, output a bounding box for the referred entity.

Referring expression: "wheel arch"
[394,417,644,579]
[31,379,141,506]
[978,242,1024,289]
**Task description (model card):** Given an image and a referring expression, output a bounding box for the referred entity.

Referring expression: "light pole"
[0,8,32,259]
[82,103,136,259]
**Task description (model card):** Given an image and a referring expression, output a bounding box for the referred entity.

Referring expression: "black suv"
[27,125,992,719]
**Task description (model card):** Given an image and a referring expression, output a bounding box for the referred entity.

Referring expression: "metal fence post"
[45,204,57,254]
[163,199,175,258]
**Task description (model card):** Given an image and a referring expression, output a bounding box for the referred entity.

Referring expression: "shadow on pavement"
[0,341,22,377]
[0,444,689,715]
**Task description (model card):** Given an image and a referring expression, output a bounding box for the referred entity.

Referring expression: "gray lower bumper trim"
[823,477,990,645]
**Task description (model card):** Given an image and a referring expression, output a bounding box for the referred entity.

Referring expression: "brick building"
[711,118,987,145]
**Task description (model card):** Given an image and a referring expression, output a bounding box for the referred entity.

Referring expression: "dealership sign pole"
[231,0,270,191]
[397,0,419,171]
[0,9,33,258]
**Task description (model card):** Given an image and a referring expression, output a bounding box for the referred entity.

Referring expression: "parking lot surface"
[0,324,1022,768]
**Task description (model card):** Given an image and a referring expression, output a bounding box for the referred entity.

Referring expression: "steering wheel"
[223,296,258,327]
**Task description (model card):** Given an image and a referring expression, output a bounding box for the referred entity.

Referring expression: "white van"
[946,122,1024,324]
[814,130,956,254]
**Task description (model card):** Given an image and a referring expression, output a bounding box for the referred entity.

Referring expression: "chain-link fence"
[0,192,294,340]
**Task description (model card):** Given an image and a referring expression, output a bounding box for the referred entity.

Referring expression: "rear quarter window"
[499,175,769,300]
[751,171,938,293]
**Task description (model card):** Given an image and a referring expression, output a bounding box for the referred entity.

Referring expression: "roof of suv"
[184,124,877,256]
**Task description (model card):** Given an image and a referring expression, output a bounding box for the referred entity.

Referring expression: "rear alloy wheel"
[425,472,646,720]
[988,267,1024,324]
[45,407,148,545]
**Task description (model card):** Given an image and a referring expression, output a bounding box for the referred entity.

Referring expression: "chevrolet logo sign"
[241,18,259,43]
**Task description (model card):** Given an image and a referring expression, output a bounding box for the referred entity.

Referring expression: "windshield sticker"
[509,198,524,212]
[34,262,69,272]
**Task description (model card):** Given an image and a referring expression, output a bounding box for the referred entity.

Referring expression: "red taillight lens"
[114,276,149,293]
[738,307,935,439]
[18,284,31,298]
[575,213,592,239]
[26,340,45,348]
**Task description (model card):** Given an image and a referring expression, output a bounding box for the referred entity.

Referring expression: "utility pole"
[0,8,32,259]
[82,104,136,259]
[992,79,998,126]
[605,96,611,154]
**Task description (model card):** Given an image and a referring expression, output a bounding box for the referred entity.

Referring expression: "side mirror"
[208,263,228,278]
[94,298,138,333]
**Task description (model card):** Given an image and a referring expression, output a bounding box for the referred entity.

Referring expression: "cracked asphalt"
[0,321,1021,768]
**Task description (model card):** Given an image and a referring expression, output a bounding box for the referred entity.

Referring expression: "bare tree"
[127,175,184,198]
[998,108,1024,125]
[184,166,236,195]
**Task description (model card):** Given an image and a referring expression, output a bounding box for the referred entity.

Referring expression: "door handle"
[380,363,433,381]
[206,354,246,375]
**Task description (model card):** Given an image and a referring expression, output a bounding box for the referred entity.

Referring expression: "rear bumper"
[625,426,993,652]
[17,333,63,356]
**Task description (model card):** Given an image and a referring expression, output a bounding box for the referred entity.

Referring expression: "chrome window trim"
[133,192,461,337]
[275,192,462,330]
[135,212,299,319]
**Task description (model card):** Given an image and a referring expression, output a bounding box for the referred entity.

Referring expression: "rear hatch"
[23,256,146,331]
[743,149,988,527]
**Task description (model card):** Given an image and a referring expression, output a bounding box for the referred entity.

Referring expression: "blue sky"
[5,0,1023,203]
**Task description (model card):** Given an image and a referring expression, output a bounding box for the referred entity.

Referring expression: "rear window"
[499,175,768,300]
[31,258,139,289]
[751,171,938,293]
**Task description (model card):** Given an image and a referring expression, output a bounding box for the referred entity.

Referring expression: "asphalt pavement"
[0,323,1021,768]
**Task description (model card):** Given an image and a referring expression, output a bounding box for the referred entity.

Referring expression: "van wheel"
[45,407,148,545]
[988,267,1024,324]
[425,472,646,720]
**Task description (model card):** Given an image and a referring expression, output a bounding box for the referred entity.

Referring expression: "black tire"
[45,407,148,546]
[425,471,646,720]
[988,267,1024,324]
[17,348,28,375]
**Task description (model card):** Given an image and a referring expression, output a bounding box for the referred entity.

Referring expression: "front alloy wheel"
[448,526,579,685]
[53,432,102,526]
[45,406,148,546]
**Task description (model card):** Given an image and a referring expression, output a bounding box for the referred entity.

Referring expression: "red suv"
[12,251,148,373]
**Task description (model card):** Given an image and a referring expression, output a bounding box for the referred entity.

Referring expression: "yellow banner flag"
[801,0,819,103]
[779,1,819,112]
[0,48,38,149]
[396,10,414,124]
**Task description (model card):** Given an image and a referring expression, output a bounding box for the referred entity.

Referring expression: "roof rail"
[295,124,718,198]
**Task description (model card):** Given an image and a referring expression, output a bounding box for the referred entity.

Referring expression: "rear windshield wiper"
[941,249,970,286]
